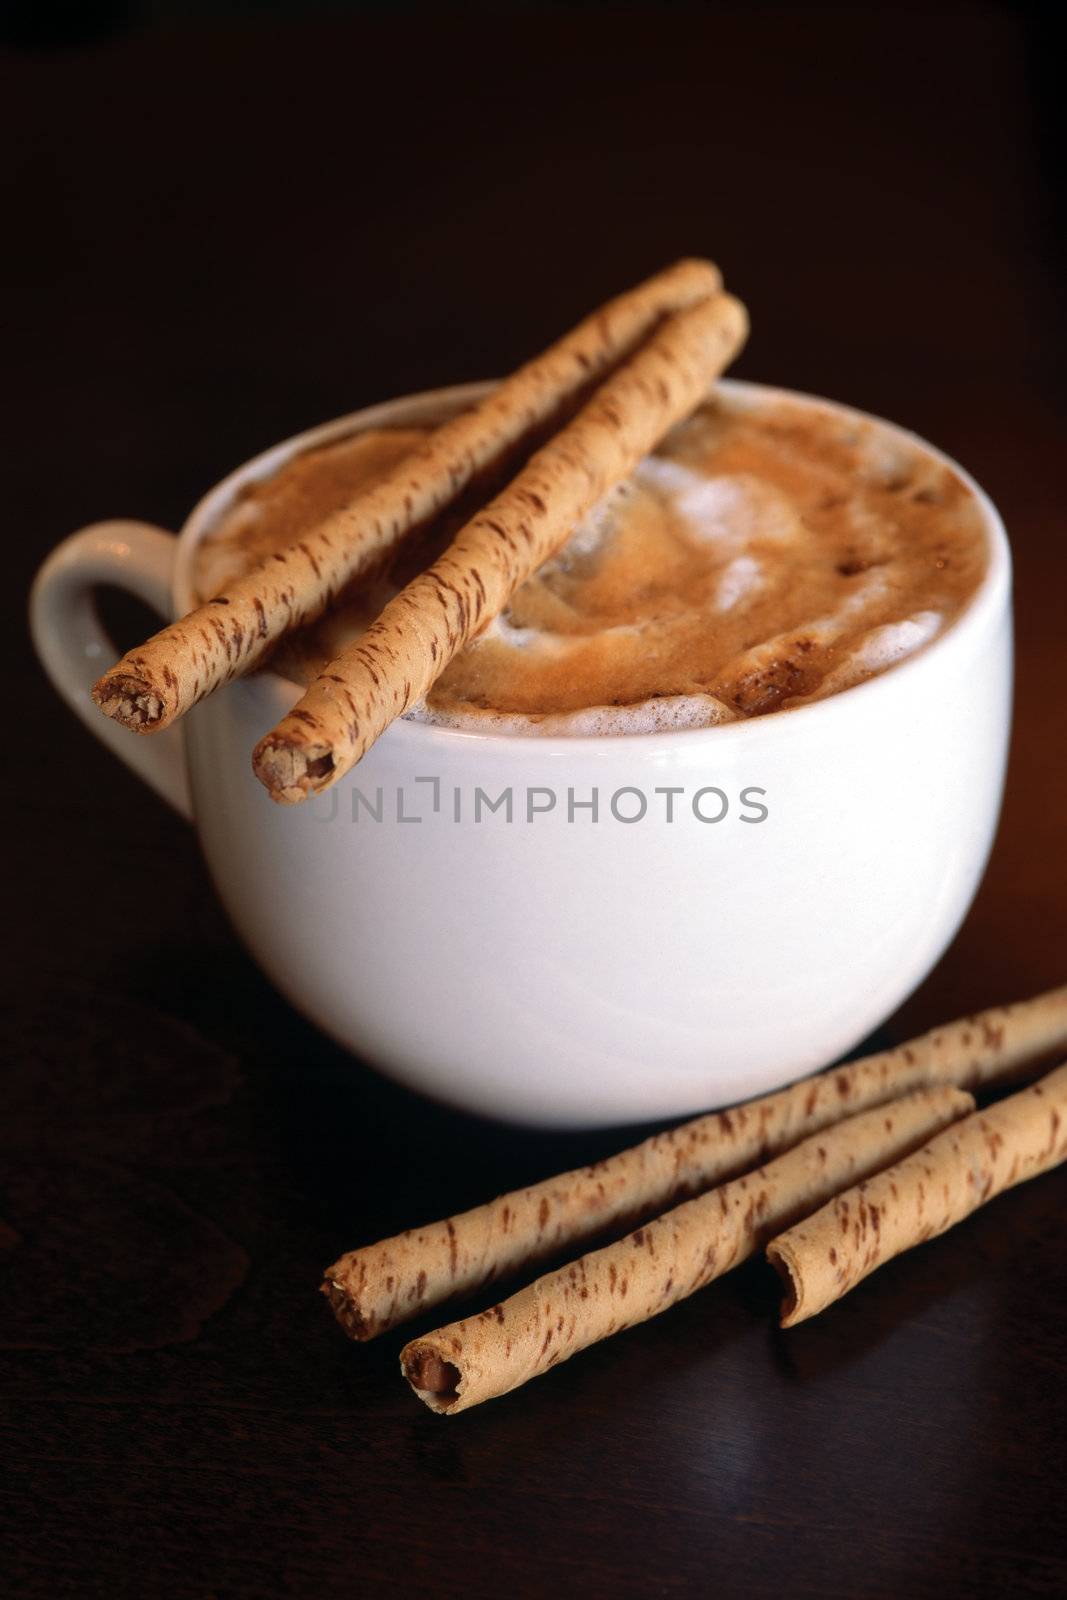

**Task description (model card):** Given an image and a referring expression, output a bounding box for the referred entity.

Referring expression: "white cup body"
[168,380,1012,1125]
[29,381,1011,1125]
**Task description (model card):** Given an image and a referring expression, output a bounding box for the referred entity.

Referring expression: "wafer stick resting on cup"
[253,289,749,802]
[767,1061,1067,1327]
[322,984,1067,1343]
[399,1086,973,1413]
[90,258,722,734]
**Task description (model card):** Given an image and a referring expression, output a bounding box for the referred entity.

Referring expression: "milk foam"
[196,395,988,732]
[412,692,736,736]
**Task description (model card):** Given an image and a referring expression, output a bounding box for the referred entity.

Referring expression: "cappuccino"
[195,392,987,732]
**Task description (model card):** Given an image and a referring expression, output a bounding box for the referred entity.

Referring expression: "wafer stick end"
[252,733,334,804]
[766,1237,806,1328]
[321,1277,374,1341]
[91,670,170,733]
[401,1341,464,1414]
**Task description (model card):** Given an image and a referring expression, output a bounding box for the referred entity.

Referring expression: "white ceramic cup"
[30,380,1012,1127]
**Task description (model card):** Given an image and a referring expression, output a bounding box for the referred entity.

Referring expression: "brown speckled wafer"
[322,984,1067,1343]
[253,290,749,802]
[399,1086,973,1413]
[768,1060,1067,1327]
[91,258,721,734]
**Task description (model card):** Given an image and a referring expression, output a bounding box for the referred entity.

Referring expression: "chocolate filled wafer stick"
[400,1086,973,1413]
[253,290,749,802]
[767,1061,1067,1327]
[91,258,721,734]
[322,984,1067,1343]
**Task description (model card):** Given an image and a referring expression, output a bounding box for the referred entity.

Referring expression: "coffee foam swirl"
[414,691,736,737]
[196,393,987,733]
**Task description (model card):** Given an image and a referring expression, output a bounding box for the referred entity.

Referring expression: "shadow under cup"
[98,381,1027,1125]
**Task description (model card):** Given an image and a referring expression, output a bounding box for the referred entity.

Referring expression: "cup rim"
[173,378,1012,755]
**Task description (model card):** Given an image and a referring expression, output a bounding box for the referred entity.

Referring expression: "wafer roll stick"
[322,984,1067,1343]
[768,1061,1067,1327]
[400,1087,973,1413]
[91,259,721,733]
[253,290,749,802]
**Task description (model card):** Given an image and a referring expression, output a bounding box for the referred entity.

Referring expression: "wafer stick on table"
[91,258,722,734]
[253,289,749,802]
[767,1060,1067,1327]
[322,984,1067,1343]
[399,1087,973,1413]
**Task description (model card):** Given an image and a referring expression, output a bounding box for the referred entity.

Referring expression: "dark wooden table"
[4,6,1066,1596]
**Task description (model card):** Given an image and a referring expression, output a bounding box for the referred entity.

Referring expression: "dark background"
[3,3,1066,1597]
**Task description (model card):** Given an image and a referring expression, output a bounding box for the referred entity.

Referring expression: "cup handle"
[29,520,193,819]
